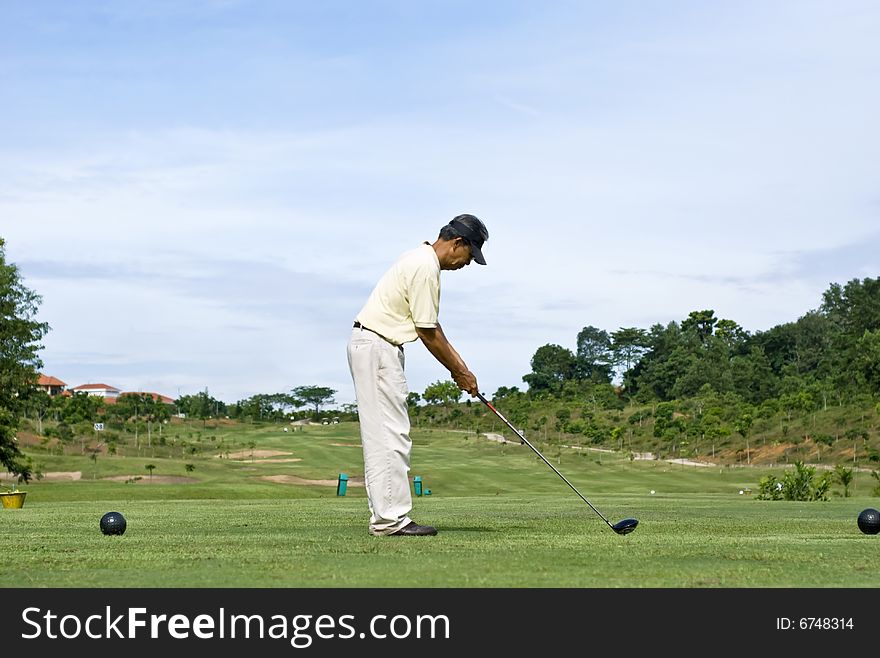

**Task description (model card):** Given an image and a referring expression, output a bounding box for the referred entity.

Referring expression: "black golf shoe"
[390,521,438,536]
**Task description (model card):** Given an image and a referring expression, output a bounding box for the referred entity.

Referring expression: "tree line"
[19,385,343,442]
[188,386,342,422]
[520,277,880,410]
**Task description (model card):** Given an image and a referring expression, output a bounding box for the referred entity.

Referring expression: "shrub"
[757,461,831,501]
[757,475,784,500]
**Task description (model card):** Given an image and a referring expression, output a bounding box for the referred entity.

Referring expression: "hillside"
[411,393,880,470]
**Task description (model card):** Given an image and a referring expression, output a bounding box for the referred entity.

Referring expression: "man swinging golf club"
[347,214,488,536]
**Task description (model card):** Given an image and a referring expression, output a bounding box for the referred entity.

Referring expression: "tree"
[62,391,104,424]
[232,392,304,421]
[731,347,777,403]
[111,393,146,447]
[234,394,275,421]
[493,386,520,399]
[610,327,650,380]
[116,393,170,448]
[821,277,880,337]
[145,394,170,446]
[522,344,577,393]
[575,325,613,383]
[145,463,156,482]
[854,329,880,393]
[734,409,754,465]
[0,237,50,482]
[627,322,682,400]
[177,389,225,425]
[423,380,461,408]
[25,389,52,435]
[681,309,718,344]
[833,464,854,498]
[269,392,304,417]
[714,318,749,352]
[89,449,99,479]
[292,385,336,415]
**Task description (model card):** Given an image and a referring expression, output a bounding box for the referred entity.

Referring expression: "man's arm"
[416,324,479,396]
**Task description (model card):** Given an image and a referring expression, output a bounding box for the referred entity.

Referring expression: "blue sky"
[2,1,878,406]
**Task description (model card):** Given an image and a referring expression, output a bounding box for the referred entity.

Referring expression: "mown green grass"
[2,421,878,587]
[3,495,878,587]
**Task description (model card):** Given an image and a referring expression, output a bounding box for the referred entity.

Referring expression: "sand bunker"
[2,471,82,482]
[483,433,519,445]
[219,450,294,459]
[260,474,365,487]
[240,458,302,463]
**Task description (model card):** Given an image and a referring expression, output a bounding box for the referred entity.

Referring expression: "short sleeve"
[409,266,440,328]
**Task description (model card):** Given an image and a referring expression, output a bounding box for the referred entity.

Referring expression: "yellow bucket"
[0,492,27,509]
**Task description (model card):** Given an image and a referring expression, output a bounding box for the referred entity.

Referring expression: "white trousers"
[347,326,413,535]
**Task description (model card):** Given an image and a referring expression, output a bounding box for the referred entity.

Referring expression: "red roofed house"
[70,383,122,399]
[37,374,67,396]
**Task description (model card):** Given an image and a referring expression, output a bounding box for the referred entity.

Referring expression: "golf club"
[476,392,638,535]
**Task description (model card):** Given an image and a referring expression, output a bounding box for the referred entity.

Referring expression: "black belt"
[353,322,402,349]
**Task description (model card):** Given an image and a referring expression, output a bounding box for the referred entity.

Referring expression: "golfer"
[347,214,489,536]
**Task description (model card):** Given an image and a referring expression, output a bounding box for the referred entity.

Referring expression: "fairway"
[2,494,879,587]
[2,421,879,588]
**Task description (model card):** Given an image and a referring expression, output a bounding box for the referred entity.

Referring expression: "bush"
[44,423,74,442]
[757,475,784,500]
[757,461,831,501]
[563,419,586,435]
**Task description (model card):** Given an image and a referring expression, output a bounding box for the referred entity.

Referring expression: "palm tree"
[145,463,156,482]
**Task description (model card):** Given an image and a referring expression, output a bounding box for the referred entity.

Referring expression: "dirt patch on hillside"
[261,474,365,487]
[13,431,45,447]
[101,475,198,484]
[748,442,792,464]
[196,418,238,427]
[716,441,796,465]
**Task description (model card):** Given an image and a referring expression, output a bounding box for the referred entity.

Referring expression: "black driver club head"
[612,518,639,535]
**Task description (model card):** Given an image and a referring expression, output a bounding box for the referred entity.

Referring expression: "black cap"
[448,214,489,265]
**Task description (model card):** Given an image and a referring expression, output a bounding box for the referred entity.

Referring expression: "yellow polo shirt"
[355,243,440,345]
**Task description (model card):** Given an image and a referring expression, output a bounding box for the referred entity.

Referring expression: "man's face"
[445,238,473,270]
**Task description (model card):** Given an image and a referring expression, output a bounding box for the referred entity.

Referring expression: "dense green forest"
[520,277,880,405]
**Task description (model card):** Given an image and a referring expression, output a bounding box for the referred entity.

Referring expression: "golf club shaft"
[476,393,612,527]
